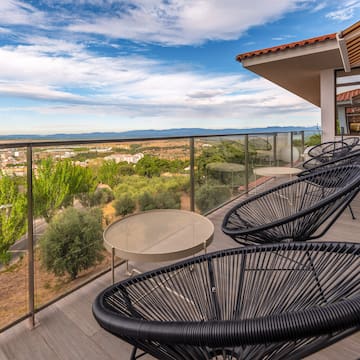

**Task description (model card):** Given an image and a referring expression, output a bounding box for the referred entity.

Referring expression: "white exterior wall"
[320,69,335,141]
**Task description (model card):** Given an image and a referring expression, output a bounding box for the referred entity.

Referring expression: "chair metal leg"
[130,346,137,360]
[349,204,356,220]
[130,346,147,359]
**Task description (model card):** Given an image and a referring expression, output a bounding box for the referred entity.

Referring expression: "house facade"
[237,21,360,141]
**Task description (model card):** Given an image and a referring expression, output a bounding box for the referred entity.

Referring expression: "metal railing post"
[111,247,115,285]
[244,135,249,193]
[273,133,277,165]
[290,132,294,167]
[27,145,35,328]
[190,138,195,212]
[301,131,305,157]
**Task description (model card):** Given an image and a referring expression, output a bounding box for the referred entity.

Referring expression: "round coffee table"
[253,166,302,192]
[104,209,214,280]
[253,166,302,177]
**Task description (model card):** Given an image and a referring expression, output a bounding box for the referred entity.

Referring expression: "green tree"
[154,191,181,209]
[114,193,136,216]
[40,207,103,280]
[196,141,248,184]
[0,175,27,264]
[138,190,181,211]
[195,184,231,214]
[305,133,321,146]
[33,158,69,222]
[80,187,115,207]
[34,158,96,222]
[60,160,96,206]
[118,162,136,176]
[138,191,157,211]
[96,160,121,187]
[135,155,165,178]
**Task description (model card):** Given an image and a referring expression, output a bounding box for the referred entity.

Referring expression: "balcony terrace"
[1,192,360,360]
[0,132,359,359]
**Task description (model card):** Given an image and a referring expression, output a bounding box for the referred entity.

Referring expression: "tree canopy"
[34,158,95,222]
[0,174,27,264]
[40,207,103,280]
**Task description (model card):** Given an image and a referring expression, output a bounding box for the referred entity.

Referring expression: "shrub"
[138,191,181,211]
[92,187,114,206]
[305,133,321,146]
[195,184,231,213]
[40,207,104,280]
[114,194,136,216]
[154,191,181,209]
[138,192,157,211]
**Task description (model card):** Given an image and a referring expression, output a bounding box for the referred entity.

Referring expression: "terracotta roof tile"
[337,89,360,102]
[236,33,337,62]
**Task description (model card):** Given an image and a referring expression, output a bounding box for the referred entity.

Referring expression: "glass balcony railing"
[0,129,315,331]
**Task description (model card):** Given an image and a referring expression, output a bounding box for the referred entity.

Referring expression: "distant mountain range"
[0,126,320,140]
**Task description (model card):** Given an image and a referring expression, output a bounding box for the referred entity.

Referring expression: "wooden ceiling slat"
[347,38,360,51]
[343,21,360,36]
[348,48,360,57]
[348,48,360,58]
[349,55,360,66]
[344,21,360,69]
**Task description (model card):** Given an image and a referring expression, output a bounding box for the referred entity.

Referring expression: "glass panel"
[0,146,28,330]
[194,135,246,214]
[275,132,293,165]
[33,143,108,308]
[0,131,304,328]
[34,138,191,308]
[250,133,275,167]
[292,131,304,165]
[335,67,360,136]
[249,132,301,193]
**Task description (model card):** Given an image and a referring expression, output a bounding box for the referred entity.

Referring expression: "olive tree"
[195,184,231,214]
[40,207,103,280]
[114,193,136,216]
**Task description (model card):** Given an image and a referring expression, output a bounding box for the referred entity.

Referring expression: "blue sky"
[0,0,359,134]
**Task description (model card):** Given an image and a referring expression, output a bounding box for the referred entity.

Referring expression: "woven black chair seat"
[301,149,360,173]
[93,242,360,360]
[222,165,360,245]
[342,136,360,150]
[307,140,350,159]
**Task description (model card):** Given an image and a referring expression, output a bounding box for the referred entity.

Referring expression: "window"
[335,67,360,136]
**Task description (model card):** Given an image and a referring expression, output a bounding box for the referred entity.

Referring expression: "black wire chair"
[298,151,360,220]
[297,150,360,220]
[93,242,360,360]
[222,165,360,246]
[297,150,360,176]
[302,149,360,171]
[307,140,350,159]
[342,136,360,150]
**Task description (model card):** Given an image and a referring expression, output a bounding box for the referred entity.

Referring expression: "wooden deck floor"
[1,189,360,360]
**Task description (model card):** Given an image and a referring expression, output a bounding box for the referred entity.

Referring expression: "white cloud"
[326,0,360,21]
[311,2,326,12]
[0,0,45,26]
[271,35,296,41]
[0,27,11,34]
[0,1,323,133]
[0,39,316,132]
[66,0,308,46]
[0,83,84,102]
